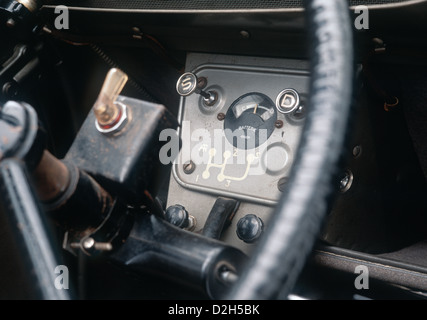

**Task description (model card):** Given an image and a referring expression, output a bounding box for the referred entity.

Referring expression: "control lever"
[202,198,239,240]
[0,101,113,229]
[110,212,247,299]
[176,72,218,106]
[93,68,129,133]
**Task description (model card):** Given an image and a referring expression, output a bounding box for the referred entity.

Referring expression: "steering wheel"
[0,0,353,301]
[227,0,354,299]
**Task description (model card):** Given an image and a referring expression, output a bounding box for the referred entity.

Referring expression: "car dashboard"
[1,0,427,301]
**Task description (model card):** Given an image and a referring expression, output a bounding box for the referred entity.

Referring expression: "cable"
[226,0,354,300]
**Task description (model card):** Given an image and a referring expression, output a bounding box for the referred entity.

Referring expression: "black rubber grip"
[202,198,239,240]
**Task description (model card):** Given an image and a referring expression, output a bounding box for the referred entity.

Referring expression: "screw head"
[82,237,95,250]
[339,170,353,193]
[240,30,250,39]
[197,76,207,90]
[6,18,16,28]
[183,160,196,174]
[3,82,18,97]
[217,113,225,121]
[275,120,284,128]
[352,145,362,158]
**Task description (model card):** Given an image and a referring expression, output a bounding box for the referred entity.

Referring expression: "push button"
[165,204,195,230]
[236,214,264,243]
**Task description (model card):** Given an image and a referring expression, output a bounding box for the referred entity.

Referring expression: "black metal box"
[65,95,177,203]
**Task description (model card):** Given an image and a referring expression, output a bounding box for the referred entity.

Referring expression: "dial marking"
[202,148,256,183]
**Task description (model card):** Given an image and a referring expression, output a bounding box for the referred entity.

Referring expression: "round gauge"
[224,92,277,149]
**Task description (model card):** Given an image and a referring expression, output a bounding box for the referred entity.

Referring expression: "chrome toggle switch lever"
[176,72,218,106]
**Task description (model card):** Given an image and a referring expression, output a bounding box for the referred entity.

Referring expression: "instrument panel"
[167,53,309,252]
[173,61,309,205]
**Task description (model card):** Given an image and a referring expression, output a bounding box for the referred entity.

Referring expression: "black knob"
[165,204,190,229]
[236,214,264,243]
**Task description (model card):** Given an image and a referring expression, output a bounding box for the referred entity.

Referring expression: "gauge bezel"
[224,92,277,150]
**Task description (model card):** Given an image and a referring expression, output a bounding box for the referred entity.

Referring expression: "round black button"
[236,214,264,243]
[165,205,190,228]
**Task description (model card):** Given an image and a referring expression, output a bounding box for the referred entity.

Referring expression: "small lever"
[176,72,218,106]
[93,68,129,133]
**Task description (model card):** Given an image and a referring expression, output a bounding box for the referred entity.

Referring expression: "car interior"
[1,0,427,300]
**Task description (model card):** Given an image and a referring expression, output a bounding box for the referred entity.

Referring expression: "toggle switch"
[93,68,129,133]
[276,88,300,114]
[176,72,218,106]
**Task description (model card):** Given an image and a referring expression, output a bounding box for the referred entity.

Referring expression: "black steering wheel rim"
[227,0,354,300]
